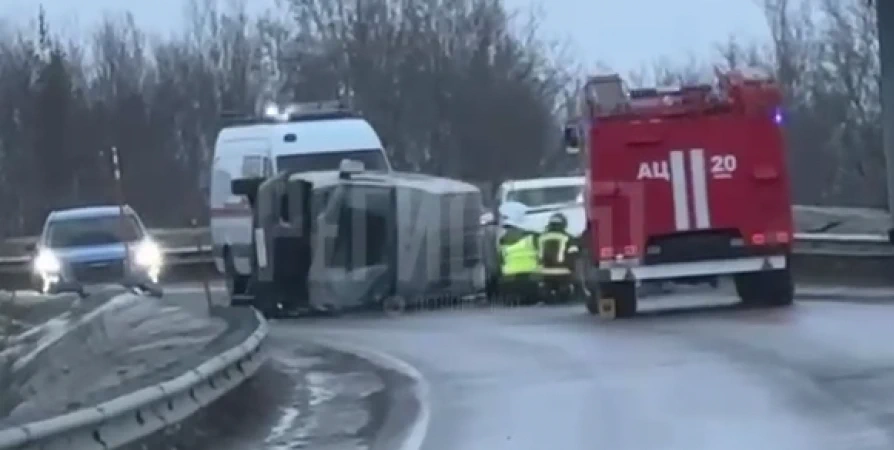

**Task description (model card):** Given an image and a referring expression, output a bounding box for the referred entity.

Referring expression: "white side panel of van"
[210,138,269,275]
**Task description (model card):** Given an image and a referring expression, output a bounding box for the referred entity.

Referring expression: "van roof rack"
[219,99,360,128]
[282,100,358,122]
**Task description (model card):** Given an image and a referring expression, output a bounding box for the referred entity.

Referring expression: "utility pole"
[878,0,894,237]
[110,146,131,265]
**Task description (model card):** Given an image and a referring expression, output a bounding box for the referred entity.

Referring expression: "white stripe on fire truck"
[688,148,711,229]
[668,150,690,230]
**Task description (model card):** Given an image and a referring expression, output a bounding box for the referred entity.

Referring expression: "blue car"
[29,205,164,297]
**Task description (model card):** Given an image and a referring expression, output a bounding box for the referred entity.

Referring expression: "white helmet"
[499,201,528,229]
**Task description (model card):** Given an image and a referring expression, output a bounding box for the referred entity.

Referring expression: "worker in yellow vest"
[496,202,541,305]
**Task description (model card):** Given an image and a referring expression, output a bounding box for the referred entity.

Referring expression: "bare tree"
[620,0,881,207]
[280,0,573,183]
[0,0,884,241]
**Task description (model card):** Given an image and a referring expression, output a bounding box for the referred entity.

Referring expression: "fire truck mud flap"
[600,255,787,282]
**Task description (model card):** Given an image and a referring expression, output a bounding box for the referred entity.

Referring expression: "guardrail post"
[110,146,133,267]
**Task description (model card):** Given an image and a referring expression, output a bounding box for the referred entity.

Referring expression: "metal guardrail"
[0,309,268,449]
[791,232,894,257]
[793,232,889,242]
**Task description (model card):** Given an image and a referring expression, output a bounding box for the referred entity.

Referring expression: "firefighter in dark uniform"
[538,212,579,302]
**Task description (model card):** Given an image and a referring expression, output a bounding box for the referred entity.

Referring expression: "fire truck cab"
[565,69,794,318]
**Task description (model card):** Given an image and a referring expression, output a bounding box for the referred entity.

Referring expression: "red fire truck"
[564,69,794,318]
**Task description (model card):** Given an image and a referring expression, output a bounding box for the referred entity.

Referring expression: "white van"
[235,162,486,313]
[493,176,586,236]
[209,102,392,298]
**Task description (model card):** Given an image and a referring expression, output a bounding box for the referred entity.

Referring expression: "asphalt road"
[162,284,894,450]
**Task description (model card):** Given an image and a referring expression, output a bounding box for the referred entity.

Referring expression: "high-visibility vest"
[539,231,578,275]
[500,235,539,275]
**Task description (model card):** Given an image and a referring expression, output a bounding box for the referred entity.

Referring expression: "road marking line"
[301,338,430,450]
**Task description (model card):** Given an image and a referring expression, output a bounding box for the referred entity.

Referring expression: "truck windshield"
[45,215,144,248]
[506,186,583,207]
[277,149,389,173]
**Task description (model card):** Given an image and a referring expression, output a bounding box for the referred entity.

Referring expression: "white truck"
[490,176,587,237]
[209,101,392,300]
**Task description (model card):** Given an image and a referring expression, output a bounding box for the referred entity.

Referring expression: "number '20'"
[710,154,736,173]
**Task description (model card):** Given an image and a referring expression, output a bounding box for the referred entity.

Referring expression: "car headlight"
[34,250,61,274]
[133,240,162,268]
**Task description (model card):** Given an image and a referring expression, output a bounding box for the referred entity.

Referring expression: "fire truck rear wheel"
[764,268,794,306]
[733,273,758,304]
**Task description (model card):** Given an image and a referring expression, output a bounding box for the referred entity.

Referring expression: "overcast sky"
[0,0,770,72]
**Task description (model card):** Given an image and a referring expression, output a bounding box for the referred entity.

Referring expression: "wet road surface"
[161,285,894,449]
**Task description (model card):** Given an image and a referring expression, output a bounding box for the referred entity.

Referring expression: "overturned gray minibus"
[230,161,486,315]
